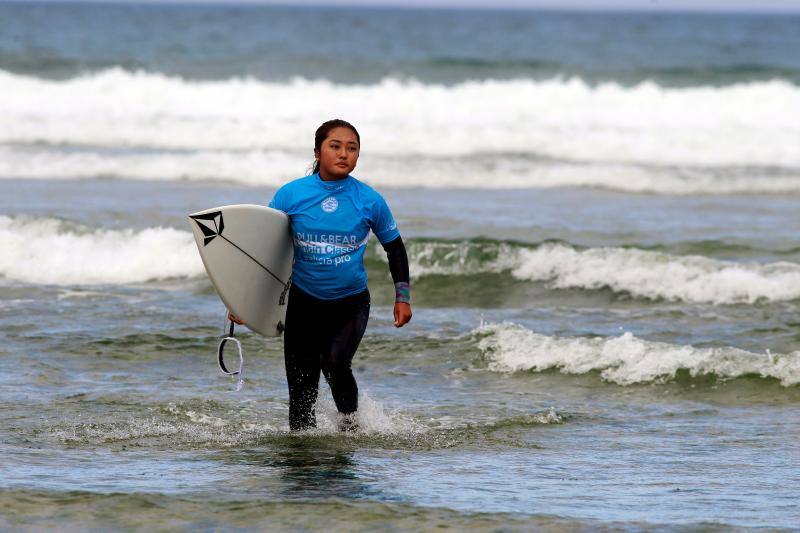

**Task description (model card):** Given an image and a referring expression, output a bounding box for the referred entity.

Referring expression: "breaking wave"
[0,215,203,285]
[474,322,800,387]
[508,243,800,305]
[396,239,800,305]
[1,69,799,193]
[2,216,800,306]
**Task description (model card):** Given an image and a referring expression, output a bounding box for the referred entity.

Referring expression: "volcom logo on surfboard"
[321,196,338,213]
[189,210,224,246]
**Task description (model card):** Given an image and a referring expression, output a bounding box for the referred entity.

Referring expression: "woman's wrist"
[394,281,411,304]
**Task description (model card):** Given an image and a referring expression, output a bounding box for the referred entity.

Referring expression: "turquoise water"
[2,3,800,530]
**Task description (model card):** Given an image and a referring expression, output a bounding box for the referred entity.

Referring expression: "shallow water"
[2,4,800,530]
[2,177,800,529]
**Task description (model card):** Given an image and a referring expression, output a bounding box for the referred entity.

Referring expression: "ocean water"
[2,3,800,530]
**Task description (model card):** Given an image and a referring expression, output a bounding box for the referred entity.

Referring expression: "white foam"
[0,215,203,285]
[1,69,799,192]
[0,145,307,187]
[52,415,279,447]
[475,322,800,387]
[406,240,800,304]
[511,244,800,305]
[3,217,799,302]
[2,146,799,194]
[52,396,422,446]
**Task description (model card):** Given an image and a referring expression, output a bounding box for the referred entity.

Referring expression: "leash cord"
[218,317,244,391]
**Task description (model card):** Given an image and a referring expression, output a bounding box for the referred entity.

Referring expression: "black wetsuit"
[283,236,409,431]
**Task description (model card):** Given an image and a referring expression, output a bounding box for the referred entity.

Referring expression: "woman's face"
[316,127,360,180]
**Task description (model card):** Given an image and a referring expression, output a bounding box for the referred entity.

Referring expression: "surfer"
[230,119,412,431]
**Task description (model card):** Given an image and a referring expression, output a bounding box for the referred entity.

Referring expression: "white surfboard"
[188,204,293,337]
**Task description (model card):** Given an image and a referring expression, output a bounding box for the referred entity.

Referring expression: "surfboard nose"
[189,210,224,246]
[188,204,294,337]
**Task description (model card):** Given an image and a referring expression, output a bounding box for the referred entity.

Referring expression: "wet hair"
[312,119,361,174]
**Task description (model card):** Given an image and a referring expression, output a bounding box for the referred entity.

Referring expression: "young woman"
[231,119,412,431]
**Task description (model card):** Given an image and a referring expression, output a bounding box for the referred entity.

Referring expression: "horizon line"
[2,0,800,15]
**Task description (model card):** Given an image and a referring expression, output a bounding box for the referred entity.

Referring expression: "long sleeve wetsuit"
[271,173,410,430]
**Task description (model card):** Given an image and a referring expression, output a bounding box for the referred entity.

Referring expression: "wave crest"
[475,322,800,387]
[0,215,202,285]
[2,218,799,305]
[1,69,799,193]
[398,239,800,305]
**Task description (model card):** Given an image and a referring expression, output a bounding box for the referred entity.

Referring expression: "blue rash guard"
[268,173,401,300]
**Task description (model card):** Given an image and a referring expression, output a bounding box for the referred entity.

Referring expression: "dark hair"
[312,119,361,174]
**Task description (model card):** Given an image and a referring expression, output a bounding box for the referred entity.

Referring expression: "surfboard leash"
[218,318,244,391]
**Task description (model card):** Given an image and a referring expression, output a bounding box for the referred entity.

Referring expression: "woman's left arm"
[382,236,412,328]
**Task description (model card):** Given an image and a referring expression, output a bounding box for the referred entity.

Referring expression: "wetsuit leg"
[284,286,321,430]
[319,290,370,416]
